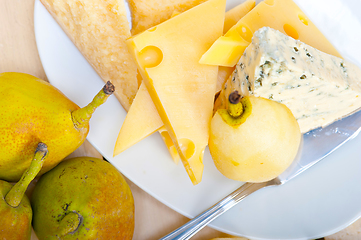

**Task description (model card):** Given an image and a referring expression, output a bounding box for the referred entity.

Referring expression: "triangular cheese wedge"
[200,0,342,67]
[113,83,180,163]
[113,83,163,156]
[223,0,255,33]
[114,0,255,159]
[216,0,256,93]
[216,27,361,133]
[127,0,226,185]
[114,10,185,162]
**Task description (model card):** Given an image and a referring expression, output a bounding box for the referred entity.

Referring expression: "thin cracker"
[127,0,208,35]
[40,0,138,111]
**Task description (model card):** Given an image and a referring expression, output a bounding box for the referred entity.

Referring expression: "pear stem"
[228,91,244,118]
[5,143,48,208]
[57,212,82,237]
[71,81,115,129]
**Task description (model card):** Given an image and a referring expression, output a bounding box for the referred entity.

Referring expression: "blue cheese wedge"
[216,27,361,133]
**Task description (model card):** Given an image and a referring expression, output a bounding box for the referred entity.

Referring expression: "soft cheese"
[216,27,361,133]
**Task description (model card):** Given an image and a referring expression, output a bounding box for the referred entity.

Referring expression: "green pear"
[0,143,48,240]
[0,72,114,182]
[209,91,301,182]
[31,157,135,240]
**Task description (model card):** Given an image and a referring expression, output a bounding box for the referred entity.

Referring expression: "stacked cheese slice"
[113,0,256,160]
[200,0,342,67]
[125,0,227,185]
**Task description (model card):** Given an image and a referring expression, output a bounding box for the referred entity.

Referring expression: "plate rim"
[33,0,361,239]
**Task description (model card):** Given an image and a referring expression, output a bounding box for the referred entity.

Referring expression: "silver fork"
[160,109,361,240]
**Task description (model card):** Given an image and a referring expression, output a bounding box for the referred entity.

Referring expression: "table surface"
[1,0,360,239]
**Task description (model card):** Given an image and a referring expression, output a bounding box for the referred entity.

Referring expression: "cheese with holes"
[216,0,255,93]
[113,83,163,156]
[223,0,255,33]
[200,0,342,67]
[126,0,226,185]
[113,83,180,163]
[216,27,361,133]
[114,0,252,160]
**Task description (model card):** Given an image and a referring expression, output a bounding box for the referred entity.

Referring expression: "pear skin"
[31,157,135,240]
[0,143,48,240]
[209,93,301,182]
[0,181,32,239]
[0,72,114,182]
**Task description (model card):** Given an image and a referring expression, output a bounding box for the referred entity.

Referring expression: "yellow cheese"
[114,0,253,160]
[128,0,208,35]
[113,83,163,156]
[200,0,342,67]
[113,83,180,163]
[171,10,182,18]
[127,0,226,185]
[114,9,183,162]
[223,0,255,33]
[214,0,255,93]
[216,66,235,93]
[158,126,180,164]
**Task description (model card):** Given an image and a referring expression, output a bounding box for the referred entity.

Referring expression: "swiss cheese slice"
[126,0,226,185]
[114,0,255,159]
[113,83,163,156]
[216,0,256,93]
[114,82,180,163]
[223,0,255,33]
[216,27,361,133]
[114,8,184,162]
[200,0,342,67]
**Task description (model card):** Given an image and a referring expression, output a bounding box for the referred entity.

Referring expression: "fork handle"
[159,179,279,240]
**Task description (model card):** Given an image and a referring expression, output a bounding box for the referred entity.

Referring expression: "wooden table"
[1,0,360,239]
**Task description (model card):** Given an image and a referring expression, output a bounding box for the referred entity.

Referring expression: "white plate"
[34,0,361,239]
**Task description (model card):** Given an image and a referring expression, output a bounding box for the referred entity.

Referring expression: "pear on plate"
[31,157,135,240]
[0,143,48,240]
[209,91,301,182]
[0,72,114,182]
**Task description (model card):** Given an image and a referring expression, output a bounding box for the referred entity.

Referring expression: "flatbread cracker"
[40,0,138,111]
[127,0,208,35]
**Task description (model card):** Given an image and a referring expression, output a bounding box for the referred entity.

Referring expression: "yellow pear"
[0,143,48,240]
[0,72,114,182]
[209,91,301,182]
[31,157,134,239]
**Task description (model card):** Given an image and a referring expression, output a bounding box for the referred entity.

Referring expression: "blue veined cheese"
[216,27,361,133]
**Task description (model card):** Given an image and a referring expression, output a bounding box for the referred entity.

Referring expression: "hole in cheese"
[283,24,299,39]
[264,0,275,6]
[160,130,173,147]
[298,14,309,26]
[136,70,143,87]
[160,131,179,161]
[138,46,163,69]
[179,138,195,159]
[148,27,157,32]
[235,24,253,43]
[169,146,179,162]
[231,160,240,166]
